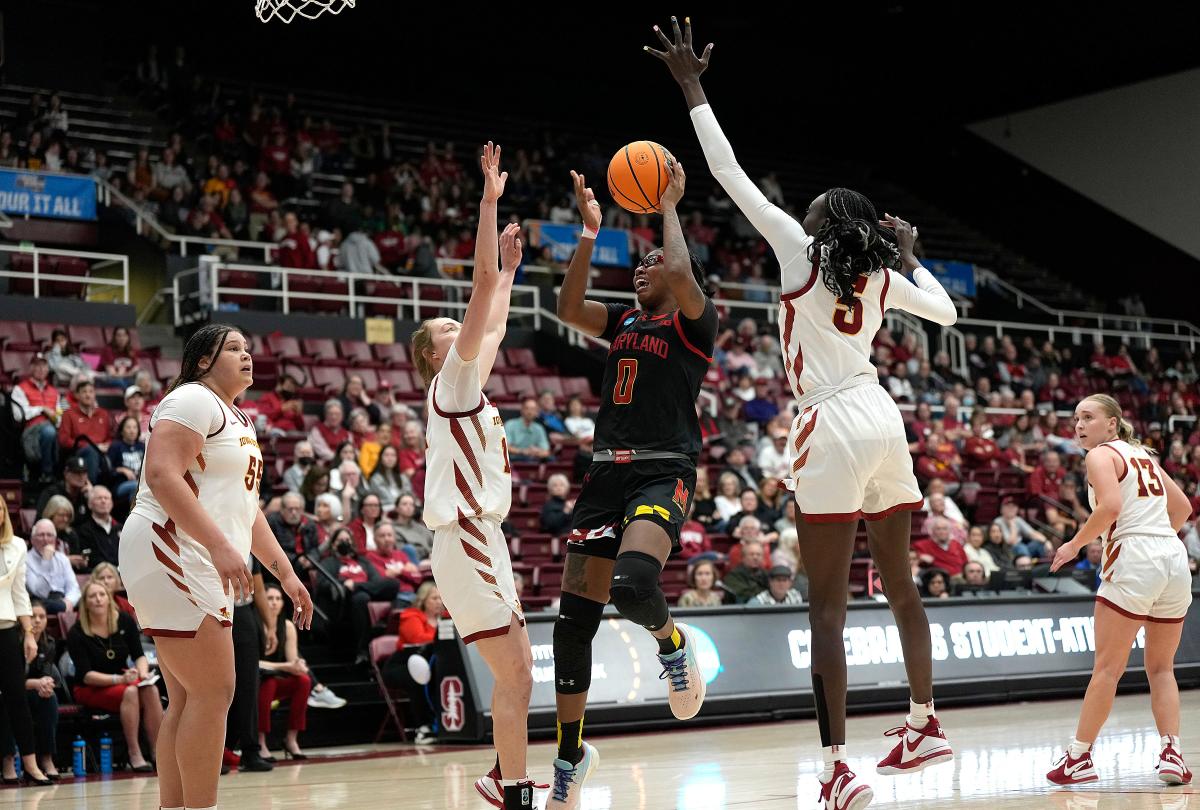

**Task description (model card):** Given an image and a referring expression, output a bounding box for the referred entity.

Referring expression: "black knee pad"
[552,592,604,695]
[609,551,669,632]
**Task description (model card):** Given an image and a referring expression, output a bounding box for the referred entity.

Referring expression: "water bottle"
[73,736,87,777]
[99,734,112,774]
[12,750,21,778]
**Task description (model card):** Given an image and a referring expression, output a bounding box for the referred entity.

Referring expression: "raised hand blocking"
[644,15,713,86]
[480,141,507,202]
[571,170,602,232]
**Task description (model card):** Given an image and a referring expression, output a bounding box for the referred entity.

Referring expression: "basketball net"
[255,0,355,24]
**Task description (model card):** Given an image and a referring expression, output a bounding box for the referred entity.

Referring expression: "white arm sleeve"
[9,386,41,422]
[11,549,31,619]
[885,267,958,326]
[152,384,226,438]
[690,104,814,292]
[433,345,483,413]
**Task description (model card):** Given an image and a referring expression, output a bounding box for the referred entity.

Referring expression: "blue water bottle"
[99,734,112,774]
[12,749,21,778]
[73,735,87,777]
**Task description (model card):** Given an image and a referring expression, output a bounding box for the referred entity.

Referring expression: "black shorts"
[565,458,696,560]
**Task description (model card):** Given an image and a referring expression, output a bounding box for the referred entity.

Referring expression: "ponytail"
[410,320,437,389]
[166,324,244,397]
[807,188,900,304]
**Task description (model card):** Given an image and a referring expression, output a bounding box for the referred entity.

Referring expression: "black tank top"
[262,618,288,664]
[593,299,718,461]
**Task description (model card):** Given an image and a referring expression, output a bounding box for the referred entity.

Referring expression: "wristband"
[580,224,598,241]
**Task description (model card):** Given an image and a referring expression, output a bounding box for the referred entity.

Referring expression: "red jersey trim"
[430,378,485,418]
[1095,441,1128,482]
[1095,596,1149,622]
[780,260,820,301]
[880,268,892,312]
[672,312,714,362]
[462,615,526,644]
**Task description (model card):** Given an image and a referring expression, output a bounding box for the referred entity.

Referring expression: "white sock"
[906,698,934,728]
[1068,738,1092,758]
[820,744,845,779]
[163,807,184,810]
[500,777,529,787]
[1162,734,1181,751]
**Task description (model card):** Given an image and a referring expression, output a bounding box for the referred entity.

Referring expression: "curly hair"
[807,187,900,304]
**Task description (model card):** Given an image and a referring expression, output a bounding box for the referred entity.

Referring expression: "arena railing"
[977,269,1200,341]
[172,257,544,328]
[0,243,129,303]
[949,316,1200,353]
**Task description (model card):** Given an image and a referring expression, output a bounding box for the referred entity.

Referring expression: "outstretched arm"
[880,214,958,326]
[556,170,611,337]
[477,224,522,383]
[647,16,811,285]
[454,142,506,366]
[658,156,707,320]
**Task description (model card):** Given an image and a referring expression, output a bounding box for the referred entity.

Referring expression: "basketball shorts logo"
[672,478,690,515]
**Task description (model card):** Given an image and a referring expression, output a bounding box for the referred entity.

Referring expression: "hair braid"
[807,187,900,304]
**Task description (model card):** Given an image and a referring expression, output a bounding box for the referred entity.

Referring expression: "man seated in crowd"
[913,516,968,580]
[724,539,769,603]
[35,454,92,524]
[257,373,306,435]
[57,378,112,483]
[13,353,63,484]
[959,561,991,592]
[364,522,422,599]
[74,485,121,570]
[1027,450,1065,501]
[1074,539,1103,590]
[749,565,805,606]
[283,441,317,494]
[993,496,1051,559]
[756,429,790,481]
[268,492,321,578]
[504,398,551,463]
[25,519,80,614]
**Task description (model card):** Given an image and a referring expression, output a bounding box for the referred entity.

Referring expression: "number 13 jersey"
[130,381,263,561]
[1087,439,1176,541]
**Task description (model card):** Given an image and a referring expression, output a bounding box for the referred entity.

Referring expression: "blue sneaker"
[658,625,706,720]
[546,741,599,810]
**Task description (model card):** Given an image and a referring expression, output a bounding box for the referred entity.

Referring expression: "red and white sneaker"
[875,717,954,775]
[1046,749,1099,785]
[1158,743,1192,785]
[818,761,874,810]
[474,765,549,808]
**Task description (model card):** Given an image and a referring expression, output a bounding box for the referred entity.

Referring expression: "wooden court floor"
[4,691,1196,809]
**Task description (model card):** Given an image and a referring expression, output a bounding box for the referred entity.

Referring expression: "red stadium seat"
[302,337,343,365]
[373,343,411,368]
[0,322,34,350]
[266,334,303,360]
[319,278,350,315]
[362,281,409,318]
[287,275,324,314]
[69,325,107,352]
[311,365,347,392]
[8,254,35,296]
[379,369,413,393]
[356,368,380,392]
[504,374,535,401]
[48,257,90,298]
[505,348,548,375]
[482,375,507,402]
[339,340,380,367]
[29,322,61,345]
[535,376,565,398]
[368,635,408,742]
[153,357,182,385]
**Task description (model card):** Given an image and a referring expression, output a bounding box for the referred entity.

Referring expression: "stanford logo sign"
[440,676,465,732]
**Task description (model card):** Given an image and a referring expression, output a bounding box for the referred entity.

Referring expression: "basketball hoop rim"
[255,0,356,24]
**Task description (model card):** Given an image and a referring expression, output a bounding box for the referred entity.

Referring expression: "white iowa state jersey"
[689,102,958,396]
[423,347,512,529]
[130,382,263,560]
[1087,439,1176,541]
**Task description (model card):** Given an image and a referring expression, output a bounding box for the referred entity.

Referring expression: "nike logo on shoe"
[1063,761,1090,776]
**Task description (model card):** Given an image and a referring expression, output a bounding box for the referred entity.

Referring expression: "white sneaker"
[657,626,706,720]
[413,726,436,746]
[1158,742,1193,785]
[546,741,599,810]
[475,764,549,809]
[307,686,347,709]
[875,716,954,775]
[818,761,874,810]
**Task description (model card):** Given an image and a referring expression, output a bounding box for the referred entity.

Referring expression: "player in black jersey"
[546,157,717,808]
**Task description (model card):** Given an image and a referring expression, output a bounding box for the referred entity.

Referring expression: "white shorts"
[430,515,524,644]
[786,384,923,523]
[119,513,235,637]
[1096,534,1192,623]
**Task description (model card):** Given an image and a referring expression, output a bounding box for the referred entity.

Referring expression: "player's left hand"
[499,222,523,273]
[480,141,507,203]
[880,213,919,258]
[282,572,315,630]
[1050,540,1082,573]
[660,154,686,209]
[645,16,713,86]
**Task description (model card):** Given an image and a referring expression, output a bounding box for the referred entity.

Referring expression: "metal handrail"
[0,243,129,303]
[952,316,1200,350]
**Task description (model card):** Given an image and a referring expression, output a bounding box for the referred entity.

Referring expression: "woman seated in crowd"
[299,464,332,514]
[711,472,743,532]
[0,600,63,780]
[89,562,135,616]
[98,326,141,386]
[257,584,311,761]
[963,526,1000,578]
[919,568,952,600]
[40,497,80,560]
[391,493,433,562]
[382,582,443,745]
[312,492,343,547]
[66,580,161,772]
[368,445,411,510]
[106,416,146,506]
[347,493,385,553]
[677,560,725,607]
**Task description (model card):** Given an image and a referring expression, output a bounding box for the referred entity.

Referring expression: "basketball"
[607,140,672,214]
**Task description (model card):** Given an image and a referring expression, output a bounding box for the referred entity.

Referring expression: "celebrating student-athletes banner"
[526,220,631,267]
[434,594,1200,741]
[0,169,97,221]
[923,258,976,297]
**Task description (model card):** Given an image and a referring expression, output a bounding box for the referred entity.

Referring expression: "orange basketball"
[607,141,672,214]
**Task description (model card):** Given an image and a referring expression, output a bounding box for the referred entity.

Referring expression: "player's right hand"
[212,540,253,602]
[499,222,523,273]
[480,141,507,203]
[571,170,602,233]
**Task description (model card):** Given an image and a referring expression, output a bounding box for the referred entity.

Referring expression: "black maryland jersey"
[594,299,718,460]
